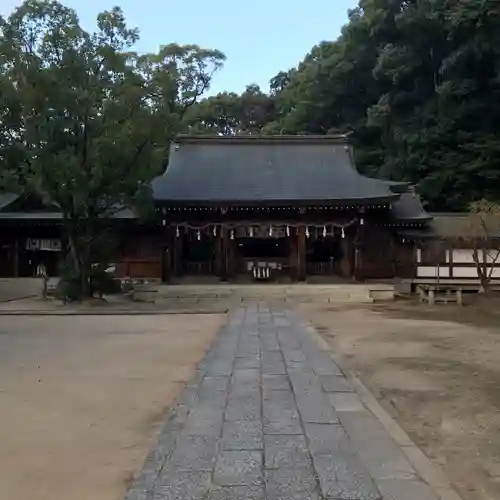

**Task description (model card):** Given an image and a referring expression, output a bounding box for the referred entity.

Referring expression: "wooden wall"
[415,240,500,281]
[355,226,396,279]
[115,230,163,280]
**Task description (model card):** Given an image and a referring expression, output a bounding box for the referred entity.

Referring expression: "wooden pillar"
[339,235,354,279]
[162,245,171,282]
[13,236,19,277]
[297,226,306,282]
[172,228,182,277]
[219,227,228,282]
[215,229,222,280]
[289,230,298,281]
[226,230,235,280]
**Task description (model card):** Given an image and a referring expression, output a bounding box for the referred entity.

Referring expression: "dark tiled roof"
[391,193,432,222]
[0,211,62,220]
[383,180,410,194]
[152,136,399,205]
[399,213,500,239]
[0,209,137,220]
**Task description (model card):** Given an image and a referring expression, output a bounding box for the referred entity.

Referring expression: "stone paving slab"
[125,303,450,500]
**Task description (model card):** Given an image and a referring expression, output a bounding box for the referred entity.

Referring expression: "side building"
[0,135,491,284]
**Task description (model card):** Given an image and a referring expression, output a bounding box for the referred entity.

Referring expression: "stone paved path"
[125,304,438,500]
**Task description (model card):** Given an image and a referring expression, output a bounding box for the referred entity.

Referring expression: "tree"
[460,200,500,292]
[0,0,224,297]
[266,0,500,211]
[185,84,275,135]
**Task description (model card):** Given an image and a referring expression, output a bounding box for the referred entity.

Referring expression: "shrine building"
[2,134,490,284]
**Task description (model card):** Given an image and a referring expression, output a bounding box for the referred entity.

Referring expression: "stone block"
[169,435,218,471]
[225,395,261,421]
[221,420,263,451]
[153,470,211,500]
[262,374,291,392]
[197,390,227,410]
[263,412,303,435]
[261,361,287,375]
[328,393,365,412]
[199,376,230,393]
[309,352,343,376]
[287,369,318,391]
[264,435,311,469]
[313,453,381,500]
[235,356,261,370]
[339,413,417,480]
[183,407,224,437]
[265,467,322,500]
[206,360,233,376]
[319,375,353,393]
[214,451,263,486]
[295,393,339,424]
[232,369,261,383]
[304,423,349,456]
[377,478,438,500]
[205,485,266,500]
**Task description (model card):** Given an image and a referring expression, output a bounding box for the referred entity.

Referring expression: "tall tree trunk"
[67,222,92,299]
[473,247,489,293]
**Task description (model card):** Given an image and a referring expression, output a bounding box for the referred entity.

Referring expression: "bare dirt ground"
[301,299,500,500]
[0,314,224,500]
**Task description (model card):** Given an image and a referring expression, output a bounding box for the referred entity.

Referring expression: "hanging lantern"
[176,226,180,238]
[341,227,345,239]
[360,218,365,226]
[162,219,166,227]
[197,231,201,241]
[286,225,290,237]
[323,226,327,238]
[305,227,310,238]
[213,226,217,237]
[249,227,254,238]
[230,230,235,240]
[269,225,273,237]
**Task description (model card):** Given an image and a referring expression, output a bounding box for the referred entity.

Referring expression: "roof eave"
[173,134,350,145]
[155,195,399,207]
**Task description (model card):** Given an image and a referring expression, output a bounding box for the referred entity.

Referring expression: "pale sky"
[0,0,359,94]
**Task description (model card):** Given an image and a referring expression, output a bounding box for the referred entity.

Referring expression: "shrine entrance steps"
[152,284,395,305]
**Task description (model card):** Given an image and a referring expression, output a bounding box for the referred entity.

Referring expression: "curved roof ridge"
[153,138,398,204]
[173,134,350,145]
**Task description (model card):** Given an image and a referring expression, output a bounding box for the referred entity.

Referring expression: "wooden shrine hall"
[0,134,432,282]
[151,135,430,282]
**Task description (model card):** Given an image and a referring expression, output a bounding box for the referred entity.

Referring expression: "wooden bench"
[417,285,463,306]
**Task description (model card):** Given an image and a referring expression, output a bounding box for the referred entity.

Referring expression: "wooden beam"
[289,230,298,281]
[297,226,306,282]
[13,236,19,277]
[173,229,182,277]
[220,227,228,282]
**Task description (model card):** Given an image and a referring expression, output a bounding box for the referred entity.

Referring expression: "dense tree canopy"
[187,0,500,212]
[0,0,224,296]
[2,0,500,295]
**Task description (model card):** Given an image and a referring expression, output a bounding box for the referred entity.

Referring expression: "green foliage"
[0,0,224,297]
[184,84,277,135]
[185,0,500,212]
[271,0,500,210]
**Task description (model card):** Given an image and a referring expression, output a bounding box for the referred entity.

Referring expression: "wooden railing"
[306,261,335,275]
[183,260,214,275]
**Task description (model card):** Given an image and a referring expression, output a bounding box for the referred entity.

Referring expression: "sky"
[0,0,359,94]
